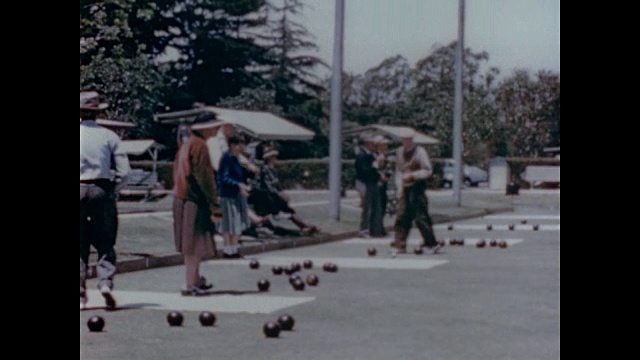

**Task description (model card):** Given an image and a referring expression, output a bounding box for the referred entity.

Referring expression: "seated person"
[248,147,319,234]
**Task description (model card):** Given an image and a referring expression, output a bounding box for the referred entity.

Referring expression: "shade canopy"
[154,107,315,141]
[343,124,440,145]
[96,119,137,128]
[120,140,162,156]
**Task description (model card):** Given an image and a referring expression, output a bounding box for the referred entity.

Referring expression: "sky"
[296,0,560,78]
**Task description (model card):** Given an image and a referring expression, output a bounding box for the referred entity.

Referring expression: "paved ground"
[81,188,560,360]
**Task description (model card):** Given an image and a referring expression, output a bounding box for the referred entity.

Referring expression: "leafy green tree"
[154,0,274,107]
[408,41,500,162]
[259,0,328,109]
[494,69,560,157]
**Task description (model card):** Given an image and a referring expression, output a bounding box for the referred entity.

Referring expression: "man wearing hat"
[391,129,441,254]
[354,132,384,238]
[172,112,223,295]
[80,91,131,310]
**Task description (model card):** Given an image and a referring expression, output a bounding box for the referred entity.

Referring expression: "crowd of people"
[80,90,440,307]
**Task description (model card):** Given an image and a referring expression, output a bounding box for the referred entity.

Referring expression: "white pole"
[328,0,345,220]
[452,0,465,206]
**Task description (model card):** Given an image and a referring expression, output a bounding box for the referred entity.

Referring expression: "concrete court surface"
[80,192,560,360]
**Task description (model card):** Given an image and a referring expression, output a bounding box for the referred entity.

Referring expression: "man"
[354,133,383,238]
[80,91,130,310]
[391,129,441,254]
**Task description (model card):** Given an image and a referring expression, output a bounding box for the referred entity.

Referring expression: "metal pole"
[452,0,465,206]
[328,0,345,220]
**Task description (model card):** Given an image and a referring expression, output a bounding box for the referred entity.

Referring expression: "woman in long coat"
[173,113,222,295]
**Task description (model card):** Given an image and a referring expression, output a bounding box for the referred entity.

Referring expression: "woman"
[249,147,319,234]
[172,113,222,296]
[218,135,252,258]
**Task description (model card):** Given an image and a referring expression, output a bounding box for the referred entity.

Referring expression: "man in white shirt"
[80,91,131,310]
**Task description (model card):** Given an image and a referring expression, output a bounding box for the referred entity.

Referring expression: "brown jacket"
[173,134,222,217]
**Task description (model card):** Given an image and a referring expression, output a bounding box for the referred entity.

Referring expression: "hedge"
[129,157,559,191]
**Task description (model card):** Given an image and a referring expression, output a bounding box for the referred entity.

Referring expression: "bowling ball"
[303,260,313,269]
[87,315,105,332]
[367,247,377,256]
[257,279,270,292]
[328,263,338,273]
[306,274,319,286]
[167,311,184,327]
[489,239,498,247]
[413,246,423,255]
[521,220,528,224]
[284,266,295,275]
[289,274,301,285]
[498,240,508,248]
[533,224,540,231]
[508,224,515,231]
[447,224,454,231]
[272,265,283,275]
[449,239,457,246]
[263,321,281,338]
[322,263,331,271]
[249,259,260,269]
[199,311,216,327]
[277,314,295,331]
[292,278,306,291]
[476,240,486,248]
[486,225,493,231]
[291,262,302,272]
[458,239,465,246]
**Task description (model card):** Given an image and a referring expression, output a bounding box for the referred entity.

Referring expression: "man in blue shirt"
[80,91,130,310]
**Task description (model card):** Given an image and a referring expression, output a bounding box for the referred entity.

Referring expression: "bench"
[523,166,560,188]
[120,169,159,200]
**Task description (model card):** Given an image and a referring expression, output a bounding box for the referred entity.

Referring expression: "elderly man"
[391,129,441,254]
[80,91,130,310]
[355,133,384,238]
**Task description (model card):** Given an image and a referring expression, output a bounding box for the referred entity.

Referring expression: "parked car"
[440,159,488,188]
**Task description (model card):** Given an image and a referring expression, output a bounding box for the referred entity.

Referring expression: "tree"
[258,0,328,110]
[408,41,501,162]
[80,0,174,141]
[154,0,274,107]
[494,69,560,157]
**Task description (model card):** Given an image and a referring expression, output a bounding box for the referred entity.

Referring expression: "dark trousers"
[393,185,438,249]
[80,181,118,294]
[360,182,384,236]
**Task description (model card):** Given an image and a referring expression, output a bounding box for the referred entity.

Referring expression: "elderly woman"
[172,113,222,296]
[249,147,319,234]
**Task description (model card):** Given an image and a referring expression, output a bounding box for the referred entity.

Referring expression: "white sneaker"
[100,285,117,310]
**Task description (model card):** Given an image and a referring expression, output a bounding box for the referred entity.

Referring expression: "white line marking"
[83,290,315,314]
[119,211,172,220]
[342,238,523,246]
[483,214,560,220]
[434,224,559,231]
[207,256,448,270]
